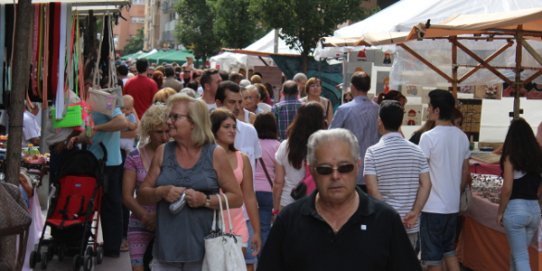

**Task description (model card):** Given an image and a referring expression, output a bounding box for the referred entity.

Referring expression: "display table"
[457,193,541,271]
[469,161,500,175]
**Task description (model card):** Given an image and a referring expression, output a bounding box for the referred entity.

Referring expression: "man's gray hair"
[293,73,307,82]
[306,128,360,165]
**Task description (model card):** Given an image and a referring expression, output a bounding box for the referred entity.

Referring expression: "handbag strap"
[221,193,235,234]
[211,193,224,232]
[258,158,273,188]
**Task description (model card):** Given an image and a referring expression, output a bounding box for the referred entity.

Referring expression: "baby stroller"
[29,144,107,271]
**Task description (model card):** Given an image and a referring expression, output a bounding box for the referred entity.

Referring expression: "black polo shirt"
[257,188,422,271]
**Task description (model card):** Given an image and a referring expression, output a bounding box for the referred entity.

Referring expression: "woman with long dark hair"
[253,112,280,246]
[273,102,325,214]
[497,118,542,271]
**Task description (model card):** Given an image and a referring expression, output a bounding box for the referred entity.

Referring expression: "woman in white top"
[299,77,333,127]
[273,102,326,214]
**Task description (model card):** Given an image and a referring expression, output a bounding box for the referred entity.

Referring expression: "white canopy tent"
[210,29,300,72]
[314,0,542,60]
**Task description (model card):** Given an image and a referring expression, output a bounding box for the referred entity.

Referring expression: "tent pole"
[454,40,513,85]
[458,41,513,83]
[342,52,347,103]
[521,37,542,66]
[513,28,523,119]
[451,37,458,98]
[398,43,453,82]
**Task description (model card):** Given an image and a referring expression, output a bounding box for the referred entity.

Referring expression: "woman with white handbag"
[210,109,262,271]
[138,94,243,271]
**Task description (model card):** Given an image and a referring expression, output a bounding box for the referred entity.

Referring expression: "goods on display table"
[0,135,49,186]
[458,173,542,271]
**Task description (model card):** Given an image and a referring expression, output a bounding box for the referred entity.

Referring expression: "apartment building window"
[131,17,145,24]
[132,0,144,4]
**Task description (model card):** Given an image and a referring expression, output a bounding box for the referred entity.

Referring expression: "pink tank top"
[223,151,249,243]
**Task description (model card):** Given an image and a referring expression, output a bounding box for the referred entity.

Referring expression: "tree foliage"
[250,0,368,58]
[209,0,268,49]
[175,0,221,63]
[123,27,144,55]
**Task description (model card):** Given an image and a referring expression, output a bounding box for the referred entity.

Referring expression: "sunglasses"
[314,164,355,175]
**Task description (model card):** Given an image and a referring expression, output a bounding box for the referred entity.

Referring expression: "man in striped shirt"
[363,100,432,249]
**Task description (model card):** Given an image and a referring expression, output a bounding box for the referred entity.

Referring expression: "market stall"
[458,174,541,270]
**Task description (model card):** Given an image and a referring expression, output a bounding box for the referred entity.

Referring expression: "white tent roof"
[243,29,300,55]
[334,0,542,38]
[211,29,300,72]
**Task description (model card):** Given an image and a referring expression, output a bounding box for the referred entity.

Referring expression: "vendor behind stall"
[22,102,41,147]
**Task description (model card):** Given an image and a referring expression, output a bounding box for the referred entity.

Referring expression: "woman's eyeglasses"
[314,164,355,175]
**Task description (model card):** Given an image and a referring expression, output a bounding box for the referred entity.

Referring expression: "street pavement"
[41,251,131,271]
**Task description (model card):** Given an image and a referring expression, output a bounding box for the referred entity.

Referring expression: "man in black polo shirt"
[257,128,421,271]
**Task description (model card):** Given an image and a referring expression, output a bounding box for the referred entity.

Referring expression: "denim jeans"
[503,199,541,271]
[256,191,273,247]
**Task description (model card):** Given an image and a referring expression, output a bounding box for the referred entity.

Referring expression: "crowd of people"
[20,56,540,271]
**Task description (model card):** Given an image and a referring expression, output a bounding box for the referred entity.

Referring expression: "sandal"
[120,239,129,252]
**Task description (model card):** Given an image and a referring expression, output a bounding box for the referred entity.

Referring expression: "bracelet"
[272,209,279,215]
[204,194,211,208]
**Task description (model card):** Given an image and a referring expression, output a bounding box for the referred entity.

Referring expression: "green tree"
[175,0,221,65]
[209,0,268,49]
[250,0,369,70]
[123,27,144,55]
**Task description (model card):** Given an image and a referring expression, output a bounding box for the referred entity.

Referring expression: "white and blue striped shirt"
[364,132,429,233]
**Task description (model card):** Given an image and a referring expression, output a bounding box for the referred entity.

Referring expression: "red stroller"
[30,144,107,271]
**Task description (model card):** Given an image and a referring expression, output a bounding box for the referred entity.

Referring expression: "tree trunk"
[6,0,32,185]
[1,1,33,268]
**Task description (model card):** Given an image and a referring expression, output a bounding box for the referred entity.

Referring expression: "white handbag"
[202,193,246,271]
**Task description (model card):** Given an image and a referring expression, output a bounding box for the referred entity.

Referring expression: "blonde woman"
[138,94,243,270]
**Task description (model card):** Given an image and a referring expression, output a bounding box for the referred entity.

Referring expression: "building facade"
[112,0,146,53]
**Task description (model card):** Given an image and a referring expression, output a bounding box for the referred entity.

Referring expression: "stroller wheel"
[40,251,48,270]
[58,247,65,262]
[29,250,38,268]
[46,247,54,261]
[72,255,82,271]
[96,246,104,264]
[83,254,93,271]
[84,246,94,257]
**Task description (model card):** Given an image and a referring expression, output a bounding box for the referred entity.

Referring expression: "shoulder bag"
[290,162,315,200]
[202,193,247,271]
[258,158,273,188]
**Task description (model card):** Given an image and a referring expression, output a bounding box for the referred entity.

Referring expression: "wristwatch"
[204,194,211,208]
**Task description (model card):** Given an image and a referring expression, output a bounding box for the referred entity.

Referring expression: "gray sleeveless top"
[154,142,219,262]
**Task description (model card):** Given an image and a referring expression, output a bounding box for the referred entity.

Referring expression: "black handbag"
[290,181,307,200]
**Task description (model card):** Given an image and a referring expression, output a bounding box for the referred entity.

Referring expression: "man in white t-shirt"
[22,102,41,147]
[418,89,470,271]
[364,100,431,250]
[215,80,262,169]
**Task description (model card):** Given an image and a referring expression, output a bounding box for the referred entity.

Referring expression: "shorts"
[420,212,458,266]
[244,220,257,265]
